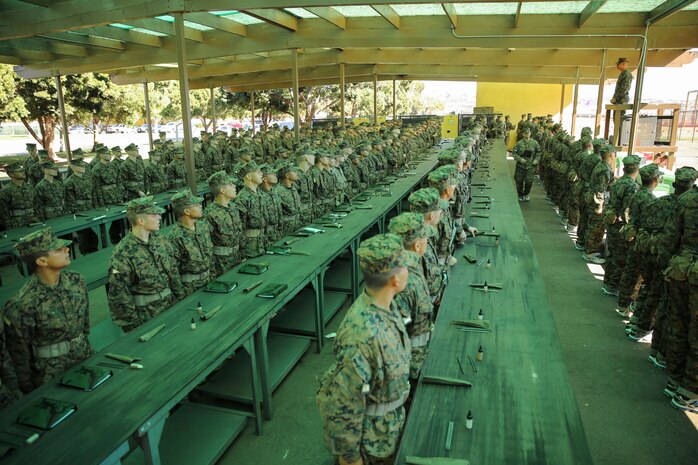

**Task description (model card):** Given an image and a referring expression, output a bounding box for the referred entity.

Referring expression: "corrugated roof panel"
[284,8,317,18]
[390,4,446,16]
[222,12,265,24]
[333,6,381,17]
[598,0,666,13]
[453,3,520,15]
[521,2,591,14]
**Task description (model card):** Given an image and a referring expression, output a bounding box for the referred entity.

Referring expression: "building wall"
[476,82,573,148]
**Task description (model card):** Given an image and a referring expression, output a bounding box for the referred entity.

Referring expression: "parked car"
[106,124,132,134]
[136,123,159,133]
[163,122,179,133]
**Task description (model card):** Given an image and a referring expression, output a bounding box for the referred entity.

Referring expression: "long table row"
[0,144,445,465]
[396,141,593,464]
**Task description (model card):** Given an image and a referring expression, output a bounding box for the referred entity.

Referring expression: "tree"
[219,89,292,130]
[0,65,27,124]
[13,76,61,156]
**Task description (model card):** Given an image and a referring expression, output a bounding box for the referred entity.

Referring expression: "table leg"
[253,323,272,421]
[311,270,326,353]
[98,441,130,465]
[134,412,168,465]
[350,239,360,300]
[244,337,264,434]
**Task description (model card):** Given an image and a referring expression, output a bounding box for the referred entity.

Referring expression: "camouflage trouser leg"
[650,291,670,357]
[361,407,405,463]
[514,165,534,196]
[409,345,429,380]
[212,252,240,277]
[603,224,626,288]
[665,278,698,394]
[634,255,664,332]
[618,245,643,308]
[565,185,580,226]
[242,232,265,258]
[576,190,589,246]
[583,209,605,255]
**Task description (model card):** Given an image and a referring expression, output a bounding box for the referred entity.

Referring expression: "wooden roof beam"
[305,6,346,30]
[186,12,247,36]
[371,5,400,29]
[243,8,298,31]
[442,3,457,29]
[514,1,523,28]
[18,0,50,6]
[39,32,125,51]
[579,1,607,27]
[78,26,163,48]
[122,18,203,42]
[648,0,696,24]
[0,46,54,61]
[6,36,89,57]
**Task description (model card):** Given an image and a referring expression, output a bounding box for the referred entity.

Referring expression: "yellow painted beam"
[122,18,203,42]
[371,5,400,29]
[243,8,298,31]
[305,6,346,30]
[514,1,523,28]
[39,32,126,51]
[186,12,247,36]
[78,26,163,48]
[648,0,696,24]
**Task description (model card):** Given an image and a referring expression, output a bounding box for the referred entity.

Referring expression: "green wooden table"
[396,141,593,465]
[0,147,445,465]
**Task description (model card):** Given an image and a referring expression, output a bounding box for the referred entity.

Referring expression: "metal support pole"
[173,12,196,192]
[292,49,300,142]
[54,75,71,161]
[594,49,607,138]
[373,74,378,125]
[627,31,649,155]
[251,90,256,134]
[571,67,580,136]
[144,81,154,151]
[559,84,566,126]
[210,87,217,132]
[339,63,345,127]
[392,79,396,120]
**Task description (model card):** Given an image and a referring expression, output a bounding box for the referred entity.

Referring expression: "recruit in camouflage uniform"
[317,234,411,465]
[409,188,445,300]
[119,144,146,200]
[427,166,457,264]
[575,139,604,249]
[583,145,615,261]
[512,128,541,200]
[644,167,698,366]
[611,57,633,105]
[259,164,283,245]
[0,162,38,230]
[27,150,50,186]
[389,213,434,380]
[602,155,641,294]
[144,150,169,195]
[166,148,187,190]
[108,197,185,332]
[4,228,93,394]
[658,176,698,413]
[236,161,268,258]
[616,164,661,317]
[204,171,244,276]
[168,190,215,295]
[274,162,303,237]
[92,148,122,207]
[34,160,65,221]
[65,157,99,254]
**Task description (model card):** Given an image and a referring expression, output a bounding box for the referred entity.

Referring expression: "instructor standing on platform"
[611,57,633,107]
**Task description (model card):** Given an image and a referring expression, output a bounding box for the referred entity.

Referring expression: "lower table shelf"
[196,332,311,404]
[125,401,247,465]
[270,287,349,335]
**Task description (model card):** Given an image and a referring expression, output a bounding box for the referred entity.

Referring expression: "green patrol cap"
[208,170,235,189]
[580,136,592,145]
[408,187,441,213]
[127,196,165,215]
[38,149,50,158]
[69,158,87,167]
[26,143,36,149]
[42,160,58,171]
[622,155,641,167]
[438,150,460,165]
[522,128,531,135]
[388,213,427,242]
[428,166,455,191]
[72,148,84,158]
[111,146,122,153]
[639,163,660,181]
[238,160,261,178]
[599,144,614,155]
[674,166,698,184]
[97,146,111,156]
[171,189,204,207]
[16,227,71,257]
[357,234,409,274]
[259,163,277,176]
[581,127,592,137]
[125,143,138,153]
[592,138,606,147]
[275,161,297,177]
[3,162,24,174]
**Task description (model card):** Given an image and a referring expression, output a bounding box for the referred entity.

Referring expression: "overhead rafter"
[647,0,696,24]
[514,1,523,28]
[122,18,203,42]
[39,32,125,51]
[78,26,164,48]
[579,1,607,27]
[6,36,89,57]
[441,3,457,28]
[243,8,298,31]
[185,12,247,36]
[0,46,54,61]
[18,0,50,6]
[305,6,346,30]
[372,5,400,29]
